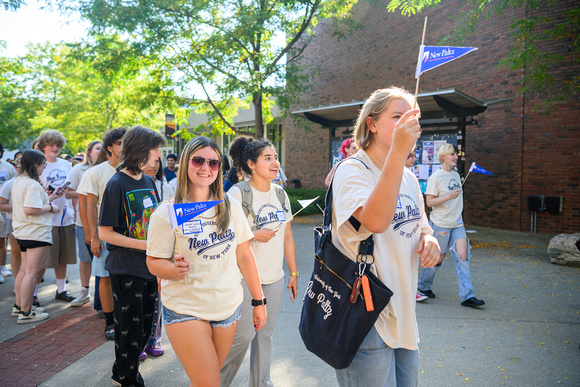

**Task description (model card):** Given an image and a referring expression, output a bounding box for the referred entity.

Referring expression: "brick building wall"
[284,0,579,233]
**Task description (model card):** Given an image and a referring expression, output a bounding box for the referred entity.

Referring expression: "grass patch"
[285,188,327,216]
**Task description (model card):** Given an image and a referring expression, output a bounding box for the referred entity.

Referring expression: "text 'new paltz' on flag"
[167,200,222,229]
[415,45,478,78]
[469,162,494,176]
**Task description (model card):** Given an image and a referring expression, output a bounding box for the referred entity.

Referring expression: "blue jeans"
[335,326,419,387]
[417,221,475,302]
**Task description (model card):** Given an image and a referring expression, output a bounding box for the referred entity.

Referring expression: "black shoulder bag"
[298,159,394,369]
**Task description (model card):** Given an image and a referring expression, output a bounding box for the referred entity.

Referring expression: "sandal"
[104,324,115,340]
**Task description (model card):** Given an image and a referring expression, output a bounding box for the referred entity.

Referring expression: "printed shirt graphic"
[330,151,432,351]
[227,184,293,284]
[147,197,253,321]
[125,189,158,240]
[426,168,464,228]
[99,172,159,279]
[0,161,16,189]
[40,158,74,226]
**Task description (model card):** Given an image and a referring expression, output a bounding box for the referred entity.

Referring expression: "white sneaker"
[0,266,12,277]
[12,305,45,317]
[17,310,49,324]
[71,287,90,307]
[0,274,4,284]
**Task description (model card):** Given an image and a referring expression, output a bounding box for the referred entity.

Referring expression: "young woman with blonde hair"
[330,87,440,385]
[147,136,266,386]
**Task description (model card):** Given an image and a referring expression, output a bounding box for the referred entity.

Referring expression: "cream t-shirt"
[227,184,293,284]
[77,161,117,210]
[40,158,74,227]
[331,151,432,351]
[66,163,88,227]
[147,197,253,321]
[12,175,52,243]
[426,168,463,229]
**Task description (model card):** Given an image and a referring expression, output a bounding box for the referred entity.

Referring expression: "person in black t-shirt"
[99,125,165,387]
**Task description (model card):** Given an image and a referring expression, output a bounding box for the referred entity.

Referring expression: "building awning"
[291,88,487,128]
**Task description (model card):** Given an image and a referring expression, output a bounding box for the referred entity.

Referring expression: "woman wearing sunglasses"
[146,136,266,386]
[220,136,298,386]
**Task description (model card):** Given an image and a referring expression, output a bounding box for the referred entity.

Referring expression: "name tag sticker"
[182,220,203,235]
[276,211,286,222]
[143,196,154,209]
[457,218,464,225]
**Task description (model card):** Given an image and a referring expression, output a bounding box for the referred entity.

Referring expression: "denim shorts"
[163,303,242,328]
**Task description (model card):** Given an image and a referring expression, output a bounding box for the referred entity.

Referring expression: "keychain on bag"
[350,256,375,312]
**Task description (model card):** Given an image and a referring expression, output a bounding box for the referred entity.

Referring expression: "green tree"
[387,0,579,110]
[60,0,358,138]
[11,36,186,152]
[0,42,43,149]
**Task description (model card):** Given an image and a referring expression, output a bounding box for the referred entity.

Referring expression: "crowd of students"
[1,86,486,386]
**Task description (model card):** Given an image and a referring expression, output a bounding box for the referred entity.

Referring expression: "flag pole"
[461,170,472,188]
[173,229,191,294]
[414,16,428,109]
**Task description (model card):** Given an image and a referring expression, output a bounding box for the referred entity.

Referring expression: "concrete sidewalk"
[1,216,578,386]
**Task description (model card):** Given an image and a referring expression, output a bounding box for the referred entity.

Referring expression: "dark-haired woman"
[220,136,298,387]
[98,125,165,386]
[147,136,266,386]
[12,150,62,323]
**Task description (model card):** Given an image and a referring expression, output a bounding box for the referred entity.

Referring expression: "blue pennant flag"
[469,162,493,176]
[167,200,222,229]
[415,45,478,78]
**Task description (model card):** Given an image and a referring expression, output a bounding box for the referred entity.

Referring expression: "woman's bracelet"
[289,272,299,278]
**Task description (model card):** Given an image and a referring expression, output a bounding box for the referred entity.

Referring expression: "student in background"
[66,140,102,307]
[12,150,63,323]
[163,153,178,182]
[417,144,485,308]
[99,126,165,387]
[0,142,17,283]
[77,128,126,338]
[0,157,22,289]
[221,136,298,387]
[36,130,76,303]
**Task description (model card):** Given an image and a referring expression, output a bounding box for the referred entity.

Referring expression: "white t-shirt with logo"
[147,197,253,321]
[331,151,432,351]
[0,177,15,220]
[227,184,293,284]
[426,168,463,229]
[40,158,74,227]
[77,161,117,211]
[0,161,17,216]
[66,163,88,227]
[12,175,52,243]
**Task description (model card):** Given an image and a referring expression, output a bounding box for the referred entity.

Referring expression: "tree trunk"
[253,93,264,139]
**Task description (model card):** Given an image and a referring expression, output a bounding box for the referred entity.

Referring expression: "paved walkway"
[0,216,578,386]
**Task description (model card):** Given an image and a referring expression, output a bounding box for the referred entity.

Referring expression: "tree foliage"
[387,0,579,110]
[59,0,358,138]
[0,36,186,152]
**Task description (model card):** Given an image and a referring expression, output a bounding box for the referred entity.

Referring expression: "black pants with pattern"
[110,274,158,387]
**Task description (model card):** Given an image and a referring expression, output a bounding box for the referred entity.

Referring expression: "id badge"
[143,196,154,209]
[182,219,203,235]
[276,211,286,222]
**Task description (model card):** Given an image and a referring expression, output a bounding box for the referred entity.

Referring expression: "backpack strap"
[272,183,289,214]
[326,157,374,256]
[234,180,258,231]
